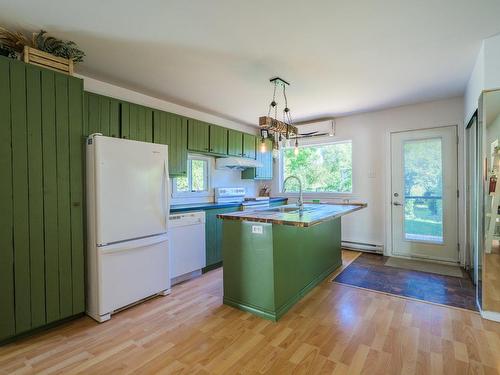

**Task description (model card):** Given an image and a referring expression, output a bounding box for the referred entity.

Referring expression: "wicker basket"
[23,46,73,75]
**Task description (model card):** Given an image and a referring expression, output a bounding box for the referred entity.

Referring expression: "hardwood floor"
[1,250,499,374]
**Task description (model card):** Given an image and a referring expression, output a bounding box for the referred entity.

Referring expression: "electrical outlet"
[252,225,263,234]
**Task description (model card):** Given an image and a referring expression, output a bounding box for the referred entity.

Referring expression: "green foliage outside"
[175,159,206,192]
[191,159,206,191]
[283,142,352,193]
[403,138,443,240]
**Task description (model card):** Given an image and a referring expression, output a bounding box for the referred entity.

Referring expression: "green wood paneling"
[153,110,187,176]
[120,102,130,139]
[145,108,153,142]
[68,77,85,315]
[0,57,15,339]
[137,105,146,141]
[26,66,46,328]
[227,129,243,156]
[0,59,85,341]
[99,94,110,136]
[10,61,31,333]
[84,92,121,138]
[187,119,209,152]
[209,125,228,155]
[87,93,100,135]
[222,218,342,321]
[41,69,60,324]
[109,99,120,138]
[129,103,138,140]
[243,133,256,159]
[54,74,73,319]
[205,207,235,267]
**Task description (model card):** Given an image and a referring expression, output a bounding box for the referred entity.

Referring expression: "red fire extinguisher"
[490,175,497,194]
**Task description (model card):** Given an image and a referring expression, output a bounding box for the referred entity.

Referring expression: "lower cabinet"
[204,207,239,270]
[202,202,286,271]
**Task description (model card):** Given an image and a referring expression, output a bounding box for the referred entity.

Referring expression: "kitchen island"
[218,203,366,321]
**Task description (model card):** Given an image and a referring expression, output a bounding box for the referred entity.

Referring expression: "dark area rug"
[333,252,477,311]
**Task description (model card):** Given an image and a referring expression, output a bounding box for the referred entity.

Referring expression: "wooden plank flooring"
[1,251,499,374]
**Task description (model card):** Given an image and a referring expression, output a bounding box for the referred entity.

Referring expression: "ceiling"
[1,0,500,125]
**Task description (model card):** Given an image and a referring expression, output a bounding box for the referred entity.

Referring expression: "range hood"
[215,157,263,171]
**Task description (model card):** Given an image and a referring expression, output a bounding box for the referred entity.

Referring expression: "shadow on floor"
[333,253,477,311]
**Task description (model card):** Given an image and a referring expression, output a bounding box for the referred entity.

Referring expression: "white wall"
[465,33,500,123]
[484,34,500,91]
[78,74,260,203]
[271,97,465,261]
[464,43,484,123]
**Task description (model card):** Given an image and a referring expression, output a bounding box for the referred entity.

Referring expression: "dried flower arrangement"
[0,27,85,63]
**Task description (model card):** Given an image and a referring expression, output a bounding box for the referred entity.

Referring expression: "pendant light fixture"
[259,77,299,156]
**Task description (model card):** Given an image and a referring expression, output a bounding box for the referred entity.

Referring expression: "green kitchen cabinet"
[242,138,273,180]
[0,56,85,342]
[153,110,188,176]
[204,207,237,269]
[243,133,257,159]
[209,125,228,155]
[188,119,210,153]
[121,102,153,142]
[227,129,243,156]
[84,92,120,138]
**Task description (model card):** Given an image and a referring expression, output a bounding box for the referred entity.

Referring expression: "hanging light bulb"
[260,137,267,153]
[294,139,299,156]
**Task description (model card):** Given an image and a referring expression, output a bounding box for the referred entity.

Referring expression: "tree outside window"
[282,141,352,193]
[175,157,209,193]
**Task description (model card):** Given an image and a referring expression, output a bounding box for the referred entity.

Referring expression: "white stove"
[214,187,246,204]
[214,187,270,210]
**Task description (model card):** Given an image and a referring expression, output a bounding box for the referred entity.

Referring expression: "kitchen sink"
[259,206,315,214]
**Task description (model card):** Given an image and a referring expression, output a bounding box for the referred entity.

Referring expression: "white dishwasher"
[169,211,206,285]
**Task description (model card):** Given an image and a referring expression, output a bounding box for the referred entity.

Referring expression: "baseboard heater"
[341,240,384,254]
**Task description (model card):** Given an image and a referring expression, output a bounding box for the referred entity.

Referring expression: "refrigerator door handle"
[164,159,171,229]
[99,233,169,254]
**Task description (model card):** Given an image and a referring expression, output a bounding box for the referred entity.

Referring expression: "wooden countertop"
[217,203,367,227]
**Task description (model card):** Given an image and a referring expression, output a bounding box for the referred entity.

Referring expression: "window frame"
[172,154,212,198]
[278,139,354,197]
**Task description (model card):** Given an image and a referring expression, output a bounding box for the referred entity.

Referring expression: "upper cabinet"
[84,92,120,138]
[227,129,243,157]
[243,133,257,159]
[209,125,228,155]
[242,138,273,180]
[120,102,153,142]
[187,119,210,153]
[187,119,230,156]
[153,111,188,177]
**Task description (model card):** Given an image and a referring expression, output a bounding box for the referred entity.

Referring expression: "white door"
[94,136,169,245]
[390,126,458,262]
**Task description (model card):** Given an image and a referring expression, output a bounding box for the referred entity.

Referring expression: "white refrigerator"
[86,134,171,322]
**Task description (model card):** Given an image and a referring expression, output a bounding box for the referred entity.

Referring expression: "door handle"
[393,202,402,206]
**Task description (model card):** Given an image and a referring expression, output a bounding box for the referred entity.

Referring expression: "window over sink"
[173,155,211,196]
[280,141,352,194]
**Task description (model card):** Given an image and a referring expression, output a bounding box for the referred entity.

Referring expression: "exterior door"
[391,126,458,262]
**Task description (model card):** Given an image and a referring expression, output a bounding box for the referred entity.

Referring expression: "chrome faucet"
[283,175,304,213]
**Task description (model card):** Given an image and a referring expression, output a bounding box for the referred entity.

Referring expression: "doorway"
[390,126,459,263]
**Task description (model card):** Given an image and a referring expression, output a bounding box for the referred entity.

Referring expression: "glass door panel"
[403,138,444,243]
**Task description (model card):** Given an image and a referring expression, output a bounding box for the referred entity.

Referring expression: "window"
[173,156,210,195]
[281,141,352,193]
